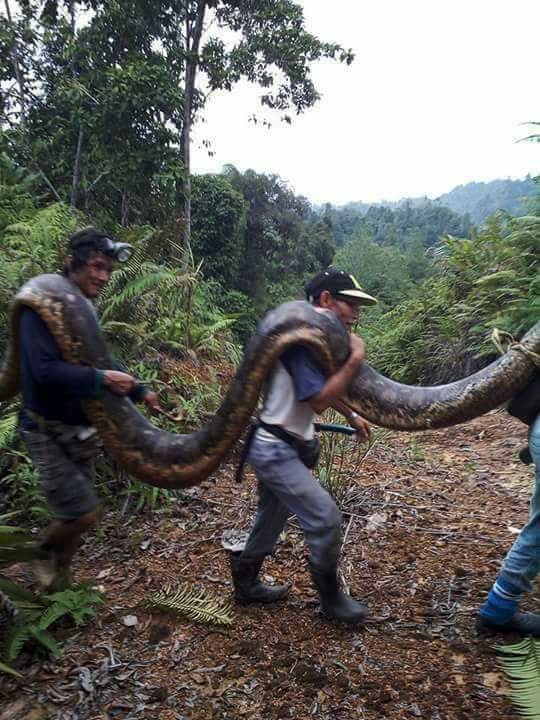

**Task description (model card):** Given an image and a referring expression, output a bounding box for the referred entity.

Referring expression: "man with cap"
[230,266,376,624]
[19,227,159,590]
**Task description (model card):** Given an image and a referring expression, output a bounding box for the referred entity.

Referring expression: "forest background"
[0,0,539,505]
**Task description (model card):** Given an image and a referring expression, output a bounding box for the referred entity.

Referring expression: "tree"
[191,173,246,286]
[173,0,354,263]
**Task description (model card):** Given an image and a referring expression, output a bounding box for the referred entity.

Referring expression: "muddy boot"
[310,564,369,624]
[230,553,289,604]
[475,611,540,637]
[32,545,72,592]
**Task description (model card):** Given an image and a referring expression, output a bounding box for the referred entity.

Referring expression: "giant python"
[1,274,538,489]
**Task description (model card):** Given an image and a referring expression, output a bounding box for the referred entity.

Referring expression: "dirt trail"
[1,411,535,720]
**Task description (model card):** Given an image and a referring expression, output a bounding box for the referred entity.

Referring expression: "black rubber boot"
[475,611,540,637]
[230,553,289,604]
[310,564,369,624]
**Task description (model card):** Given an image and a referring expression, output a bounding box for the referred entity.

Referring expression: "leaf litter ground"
[1,412,535,719]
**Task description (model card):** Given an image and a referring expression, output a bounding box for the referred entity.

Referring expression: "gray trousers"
[243,435,342,570]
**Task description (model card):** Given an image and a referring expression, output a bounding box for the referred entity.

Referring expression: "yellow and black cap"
[305,267,377,306]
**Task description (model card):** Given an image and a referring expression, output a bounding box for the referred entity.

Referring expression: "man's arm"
[307,334,366,414]
[110,358,160,410]
[332,399,371,443]
[20,308,136,397]
[282,338,370,440]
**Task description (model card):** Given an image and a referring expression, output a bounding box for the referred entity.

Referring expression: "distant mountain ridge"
[436,176,537,224]
[321,176,538,226]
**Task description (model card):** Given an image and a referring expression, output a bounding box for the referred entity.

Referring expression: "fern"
[148,583,234,626]
[40,587,104,629]
[496,637,540,718]
[28,626,60,657]
[0,411,18,449]
[0,577,39,604]
[4,623,32,662]
[0,580,104,669]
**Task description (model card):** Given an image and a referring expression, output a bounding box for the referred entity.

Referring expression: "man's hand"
[103,370,136,395]
[142,390,161,412]
[349,334,366,364]
[349,412,371,443]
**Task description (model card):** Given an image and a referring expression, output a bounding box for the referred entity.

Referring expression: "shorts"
[22,429,100,521]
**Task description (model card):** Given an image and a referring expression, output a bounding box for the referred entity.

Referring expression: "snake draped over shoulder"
[1,273,539,489]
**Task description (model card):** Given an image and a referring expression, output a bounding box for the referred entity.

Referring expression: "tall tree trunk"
[4,0,27,128]
[176,0,206,268]
[121,189,130,227]
[68,0,85,212]
[71,126,83,209]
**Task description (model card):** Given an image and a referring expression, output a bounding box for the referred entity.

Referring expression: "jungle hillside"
[1,1,539,719]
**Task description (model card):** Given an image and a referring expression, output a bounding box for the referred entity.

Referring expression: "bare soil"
[1,411,535,720]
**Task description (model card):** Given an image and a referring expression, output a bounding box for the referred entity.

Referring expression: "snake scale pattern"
[1,274,538,488]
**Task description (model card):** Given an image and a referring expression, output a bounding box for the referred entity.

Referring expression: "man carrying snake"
[19,228,159,590]
[230,267,376,624]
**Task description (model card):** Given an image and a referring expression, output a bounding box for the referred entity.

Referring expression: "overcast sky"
[191,0,540,205]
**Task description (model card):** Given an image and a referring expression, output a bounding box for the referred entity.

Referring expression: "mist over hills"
[320,176,537,226]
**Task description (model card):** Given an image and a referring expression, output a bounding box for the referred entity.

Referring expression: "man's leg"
[22,430,100,589]
[243,479,291,558]
[477,414,540,635]
[242,437,368,623]
[231,439,292,603]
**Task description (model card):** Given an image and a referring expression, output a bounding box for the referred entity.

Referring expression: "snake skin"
[1,273,538,488]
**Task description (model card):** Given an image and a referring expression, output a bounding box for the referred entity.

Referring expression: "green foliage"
[97,232,241,363]
[364,209,540,383]
[0,518,42,568]
[120,479,176,515]
[216,288,259,345]
[321,198,470,253]
[0,575,104,671]
[496,637,540,718]
[171,371,225,429]
[1,456,51,523]
[3,0,351,226]
[0,153,38,233]
[40,586,104,629]
[317,410,385,506]
[223,166,334,314]
[0,409,18,449]
[148,583,234,626]
[191,174,246,287]
[0,202,75,348]
[335,229,413,310]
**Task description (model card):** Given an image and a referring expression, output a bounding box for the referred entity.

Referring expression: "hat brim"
[336,289,377,305]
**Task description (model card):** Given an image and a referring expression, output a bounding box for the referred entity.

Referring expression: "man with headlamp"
[18,228,158,590]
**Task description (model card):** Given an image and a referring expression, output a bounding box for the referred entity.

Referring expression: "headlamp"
[97,237,133,263]
[113,243,133,263]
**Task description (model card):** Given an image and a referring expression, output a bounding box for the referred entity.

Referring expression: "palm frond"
[148,583,234,626]
[496,637,540,718]
[0,659,22,677]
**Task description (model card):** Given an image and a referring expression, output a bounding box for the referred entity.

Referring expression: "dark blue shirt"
[281,346,326,401]
[19,307,146,430]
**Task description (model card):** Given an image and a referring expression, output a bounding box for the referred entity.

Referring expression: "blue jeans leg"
[498,414,540,595]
